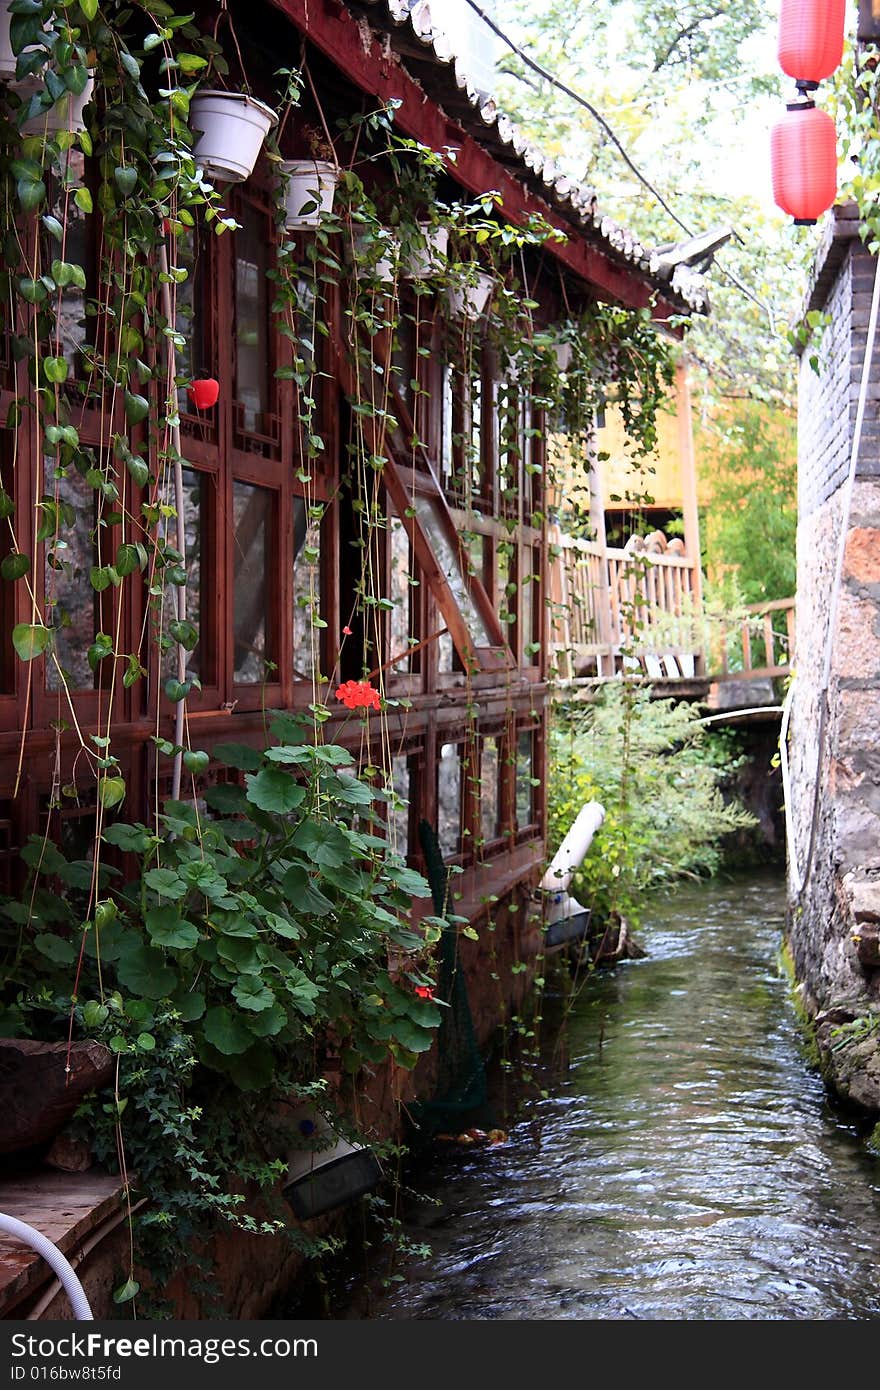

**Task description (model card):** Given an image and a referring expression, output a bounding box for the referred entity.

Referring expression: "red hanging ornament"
[778,0,846,90]
[187,377,220,410]
[771,101,837,225]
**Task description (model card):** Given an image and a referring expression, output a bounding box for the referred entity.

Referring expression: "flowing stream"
[346,872,880,1320]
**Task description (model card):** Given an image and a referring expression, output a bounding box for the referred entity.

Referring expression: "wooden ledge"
[0,1170,130,1318]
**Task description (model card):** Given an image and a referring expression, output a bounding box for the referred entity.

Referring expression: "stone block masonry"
[791,210,880,1116]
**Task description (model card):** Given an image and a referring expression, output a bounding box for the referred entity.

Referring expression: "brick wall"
[789,211,880,1115]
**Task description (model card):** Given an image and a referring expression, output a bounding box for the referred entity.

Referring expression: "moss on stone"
[777,940,822,1068]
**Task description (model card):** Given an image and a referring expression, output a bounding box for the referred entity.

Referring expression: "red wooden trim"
[269,0,681,321]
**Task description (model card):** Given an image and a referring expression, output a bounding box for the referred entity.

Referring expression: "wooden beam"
[269,0,682,321]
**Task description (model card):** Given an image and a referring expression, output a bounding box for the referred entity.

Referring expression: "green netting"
[409,820,488,1138]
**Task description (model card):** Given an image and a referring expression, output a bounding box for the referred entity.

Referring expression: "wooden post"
[588,438,615,676]
[675,359,704,668]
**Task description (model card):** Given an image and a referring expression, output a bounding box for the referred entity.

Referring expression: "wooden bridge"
[548,528,794,710]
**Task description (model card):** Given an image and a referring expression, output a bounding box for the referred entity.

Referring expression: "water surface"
[359,874,880,1320]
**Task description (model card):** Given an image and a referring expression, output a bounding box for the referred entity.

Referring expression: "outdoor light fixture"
[778,0,847,90]
[772,0,844,224]
[283,1107,382,1221]
[771,100,838,224]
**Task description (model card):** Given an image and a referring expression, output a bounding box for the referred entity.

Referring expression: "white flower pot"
[20,71,94,135]
[446,268,494,322]
[0,0,16,81]
[280,158,337,228]
[553,340,573,372]
[403,222,448,279]
[190,90,278,185]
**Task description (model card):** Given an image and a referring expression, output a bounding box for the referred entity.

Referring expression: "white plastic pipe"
[0,1212,93,1320]
[541,801,605,893]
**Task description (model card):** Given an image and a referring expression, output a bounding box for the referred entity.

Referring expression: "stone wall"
[790,210,880,1114]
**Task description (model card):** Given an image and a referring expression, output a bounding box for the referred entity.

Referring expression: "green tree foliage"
[548,686,754,926]
[493,0,802,406]
[699,399,797,603]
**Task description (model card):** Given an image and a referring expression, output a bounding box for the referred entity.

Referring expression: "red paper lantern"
[187,377,219,410]
[771,102,837,224]
[778,0,846,89]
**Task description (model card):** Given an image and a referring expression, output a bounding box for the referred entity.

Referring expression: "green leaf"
[114,166,137,197]
[98,776,126,809]
[115,942,176,999]
[143,867,186,899]
[182,749,209,774]
[212,741,262,771]
[43,356,69,384]
[245,767,306,815]
[102,822,155,854]
[136,1032,156,1051]
[82,1001,109,1028]
[291,819,351,867]
[171,988,205,1021]
[124,392,150,425]
[203,783,249,815]
[389,1017,436,1053]
[126,454,149,488]
[145,906,199,950]
[74,186,93,215]
[87,633,114,672]
[12,623,50,661]
[113,1280,140,1305]
[168,618,198,651]
[203,1005,253,1055]
[17,178,45,213]
[232,975,276,1012]
[34,933,76,965]
[17,278,46,305]
[278,864,334,916]
[115,543,141,577]
[1,553,29,581]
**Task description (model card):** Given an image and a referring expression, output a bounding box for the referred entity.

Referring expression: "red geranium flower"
[342,625,353,636]
[414,985,434,1001]
[335,679,380,711]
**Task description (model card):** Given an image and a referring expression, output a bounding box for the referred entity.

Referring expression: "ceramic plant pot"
[446,268,494,322]
[403,222,449,279]
[190,90,278,184]
[20,71,94,136]
[280,158,338,228]
[0,0,16,81]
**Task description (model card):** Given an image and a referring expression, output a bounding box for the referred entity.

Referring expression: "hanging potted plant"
[446,262,495,322]
[0,0,15,81]
[402,221,448,280]
[190,88,278,184]
[19,70,94,136]
[280,157,338,228]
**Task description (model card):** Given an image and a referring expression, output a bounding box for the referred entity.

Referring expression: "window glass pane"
[162,467,202,682]
[235,203,270,432]
[390,753,410,858]
[44,457,97,691]
[441,363,454,484]
[233,480,273,683]
[293,497,321,682]
[525,549,540,665]
[414,495,491,648]
[392,311,416,411]
[438,629,454,674]
[294,276,324,443]
[496,541,514,628]
[438,742,462,860]
[176,228,206,413]
[469,371,482,496]
[516,730,535,831]
[390,516,416,673]
[45,152,89,369]
[480,736,501,845]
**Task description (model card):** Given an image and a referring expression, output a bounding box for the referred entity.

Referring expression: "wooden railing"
[549,527,795,685]
[708,597,795,682]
